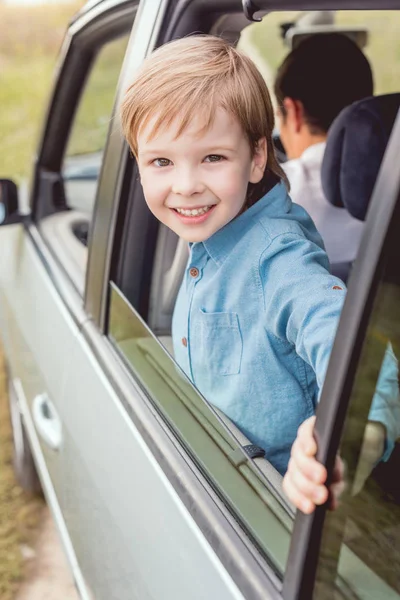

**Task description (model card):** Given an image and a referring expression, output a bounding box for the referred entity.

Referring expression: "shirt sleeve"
[368,343,400,462]
[260,232,344,386]
[260,232,400,459]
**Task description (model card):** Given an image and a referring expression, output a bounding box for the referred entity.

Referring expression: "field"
[0,2,83,182]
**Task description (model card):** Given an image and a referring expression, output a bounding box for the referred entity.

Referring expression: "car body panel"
[56,319,248,600]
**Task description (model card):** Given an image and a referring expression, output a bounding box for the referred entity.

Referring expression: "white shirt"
[283,142,364,264]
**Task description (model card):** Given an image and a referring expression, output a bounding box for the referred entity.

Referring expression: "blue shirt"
[172,182,399,474]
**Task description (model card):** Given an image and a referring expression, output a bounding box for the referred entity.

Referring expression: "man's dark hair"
[274,33,374,133]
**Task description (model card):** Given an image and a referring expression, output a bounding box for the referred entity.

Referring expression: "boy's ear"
[249,137,267,184]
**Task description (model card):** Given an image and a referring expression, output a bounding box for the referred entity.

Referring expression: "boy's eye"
[152,158,171,167]
[204,154,224,163]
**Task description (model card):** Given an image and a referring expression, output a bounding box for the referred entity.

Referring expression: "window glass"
[108,283,293,577]
[313,222,400,598]
[62,34,129,221]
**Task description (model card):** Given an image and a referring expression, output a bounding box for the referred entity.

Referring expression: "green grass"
[66,35,129,157]
[0,2,83,182]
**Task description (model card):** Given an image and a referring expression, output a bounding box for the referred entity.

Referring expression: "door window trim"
[84,0,169,325]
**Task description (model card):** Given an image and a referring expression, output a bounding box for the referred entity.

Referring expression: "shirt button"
[182,337,188,347]
[189,267,199,278]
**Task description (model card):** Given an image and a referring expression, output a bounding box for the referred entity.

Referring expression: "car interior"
[136,14,400,590]
[145,10,400,338]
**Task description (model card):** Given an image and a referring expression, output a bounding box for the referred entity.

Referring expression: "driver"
[274,33,374,265]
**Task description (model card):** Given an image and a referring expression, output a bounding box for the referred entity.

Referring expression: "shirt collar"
[301,141,326,163]
[198,181,291,266]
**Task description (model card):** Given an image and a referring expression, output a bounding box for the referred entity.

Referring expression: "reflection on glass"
[62,35,129,216]
[109,283,293,576]
[314,265,400,598]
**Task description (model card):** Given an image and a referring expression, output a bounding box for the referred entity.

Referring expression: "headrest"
[322,94,400,221]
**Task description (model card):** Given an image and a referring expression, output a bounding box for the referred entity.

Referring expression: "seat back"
[322,93,400,221]
[321,93,400,281]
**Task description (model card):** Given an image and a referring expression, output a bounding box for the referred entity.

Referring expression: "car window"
[108,282,294,579]
[241,10,400,98]
[62,34,129,221]
[313,226,400,598]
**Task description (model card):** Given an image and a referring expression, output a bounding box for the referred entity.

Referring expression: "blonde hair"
[121,35,288,204]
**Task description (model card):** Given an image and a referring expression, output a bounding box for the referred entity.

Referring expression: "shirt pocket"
[199,309,243,376]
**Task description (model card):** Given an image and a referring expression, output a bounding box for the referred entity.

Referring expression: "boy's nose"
[172,168,204,197]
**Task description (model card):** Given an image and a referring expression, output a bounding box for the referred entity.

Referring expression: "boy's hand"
[283,416,345,514]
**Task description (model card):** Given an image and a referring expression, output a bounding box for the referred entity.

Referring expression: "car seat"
[321,93,400,282]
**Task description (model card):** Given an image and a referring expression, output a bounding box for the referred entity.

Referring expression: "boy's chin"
[177,230,213,244]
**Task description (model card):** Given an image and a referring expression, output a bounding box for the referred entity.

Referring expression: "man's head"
[121,35,287,242]
[274,33,374,160]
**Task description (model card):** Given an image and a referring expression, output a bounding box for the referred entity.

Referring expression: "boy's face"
[136,108,266,242]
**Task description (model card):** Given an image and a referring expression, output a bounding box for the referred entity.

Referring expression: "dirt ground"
[0,346,78,599]
[15,509,79,600]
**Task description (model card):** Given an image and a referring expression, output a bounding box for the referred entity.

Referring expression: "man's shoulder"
[282,157,301,179]
[282,143,326,184]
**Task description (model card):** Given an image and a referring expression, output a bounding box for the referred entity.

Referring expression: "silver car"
[1,0,400,598]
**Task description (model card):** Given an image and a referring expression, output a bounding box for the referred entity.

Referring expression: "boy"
[121,35,398,513]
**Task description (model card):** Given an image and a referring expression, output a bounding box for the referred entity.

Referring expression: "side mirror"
[0,179,25,226]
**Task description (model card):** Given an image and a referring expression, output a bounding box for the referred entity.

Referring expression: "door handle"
[32,393,63,451]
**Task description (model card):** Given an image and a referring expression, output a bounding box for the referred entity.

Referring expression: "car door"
[0,1,136,598]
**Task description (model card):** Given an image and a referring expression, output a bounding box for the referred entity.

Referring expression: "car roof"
[70,0,123,25]
[80,0,107,12]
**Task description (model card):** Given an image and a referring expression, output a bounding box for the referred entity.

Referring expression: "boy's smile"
[137,108,266,242]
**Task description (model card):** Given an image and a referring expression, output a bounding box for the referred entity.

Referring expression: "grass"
[66,35,129,157]
[0,2,83,182]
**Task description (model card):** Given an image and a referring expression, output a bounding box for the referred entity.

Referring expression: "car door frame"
[29,0,137,317]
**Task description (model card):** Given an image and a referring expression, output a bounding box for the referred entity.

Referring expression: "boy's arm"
[261,232,345,389]
[283,417,387,513]
[261,234,400,510]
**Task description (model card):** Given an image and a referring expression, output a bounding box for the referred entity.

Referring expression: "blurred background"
[0,4,83,598]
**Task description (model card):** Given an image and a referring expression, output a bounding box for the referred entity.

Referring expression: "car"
[1,0,400,598]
